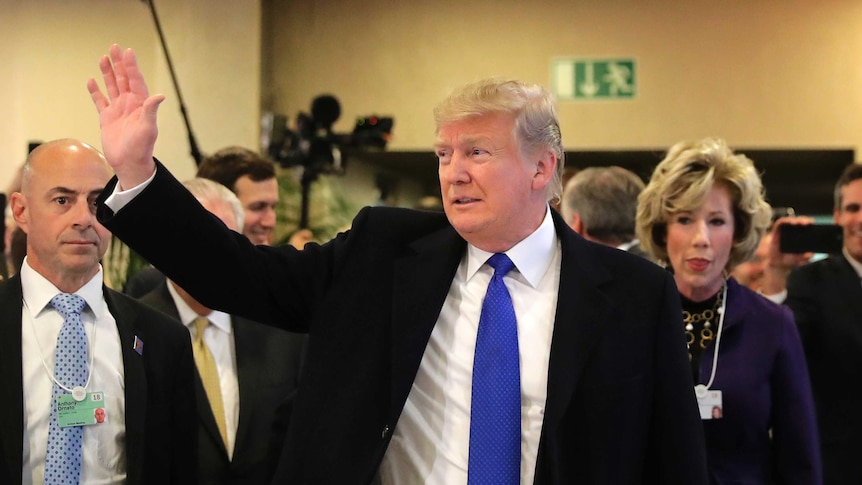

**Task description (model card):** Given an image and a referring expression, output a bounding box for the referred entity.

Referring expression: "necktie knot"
[193,316,210,343]
[50,293,86,321]
[487,253,514,277]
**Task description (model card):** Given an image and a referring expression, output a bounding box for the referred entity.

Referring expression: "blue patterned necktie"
[45,293,88,485]
[468,253,520,484]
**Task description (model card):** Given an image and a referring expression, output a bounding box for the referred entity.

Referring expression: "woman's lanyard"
[694,283,727,399]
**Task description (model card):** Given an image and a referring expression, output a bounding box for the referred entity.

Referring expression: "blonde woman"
[636,138,821,484]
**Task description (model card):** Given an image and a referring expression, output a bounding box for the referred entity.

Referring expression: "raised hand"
[87,44,165,189]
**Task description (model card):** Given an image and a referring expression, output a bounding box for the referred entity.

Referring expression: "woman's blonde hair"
[635,138,772,270]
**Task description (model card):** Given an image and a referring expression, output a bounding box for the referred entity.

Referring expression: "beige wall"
[263,0,862,152]
[5,0,862,212]
[0,0,261,192]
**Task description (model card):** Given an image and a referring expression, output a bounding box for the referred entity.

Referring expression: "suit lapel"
[386,211,618,459]
[231,317,257,463]
[390,226,464,416]
[104,289,147,485]
[0,278,24,484]
[387,212,613,434]
[541,212,613,433]
[144,283,227,458]
[192,369,226,457]
[831,255,862,318]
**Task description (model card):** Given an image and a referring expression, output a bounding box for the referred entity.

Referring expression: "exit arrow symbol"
[579,62,599,97]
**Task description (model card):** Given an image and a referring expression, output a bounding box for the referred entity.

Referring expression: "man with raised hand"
[89,44,706,484]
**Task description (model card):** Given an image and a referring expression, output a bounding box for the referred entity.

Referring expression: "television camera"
[263,94,393,174]
[261,94,393,227]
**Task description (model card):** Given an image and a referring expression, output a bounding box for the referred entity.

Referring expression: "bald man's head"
[12,139,114,292]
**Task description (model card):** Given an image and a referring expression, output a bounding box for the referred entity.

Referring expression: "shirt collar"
[617,238,639,251]
[843,247,862,279]
[20,256,105,318]
[166,281,232,334]
[465,205,557,288]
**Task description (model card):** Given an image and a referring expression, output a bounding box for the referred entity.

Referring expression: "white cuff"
[103,168,157,213]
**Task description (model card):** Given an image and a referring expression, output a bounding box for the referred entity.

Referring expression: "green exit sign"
[552,58,637,100]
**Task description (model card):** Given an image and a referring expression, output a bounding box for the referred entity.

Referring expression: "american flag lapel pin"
[133,335,144,355]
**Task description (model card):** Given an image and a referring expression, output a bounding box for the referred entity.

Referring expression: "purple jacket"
[697,278,821,484]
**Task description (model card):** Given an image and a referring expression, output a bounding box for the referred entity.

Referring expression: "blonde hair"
[636,138,772,269]
[434,78,565,202]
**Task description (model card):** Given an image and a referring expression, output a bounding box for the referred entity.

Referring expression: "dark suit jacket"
[138,280,306,484]
[0,274,197,484]
[787,253,862,485]
[97,161,708,484]
[124,265,167,299]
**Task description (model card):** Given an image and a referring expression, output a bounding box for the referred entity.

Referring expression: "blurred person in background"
[731,208,813,296]
[785,162,862,485]
[561,165,651,260]
[124,146,309,297]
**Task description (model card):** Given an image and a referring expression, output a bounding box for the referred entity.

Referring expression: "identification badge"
[696,388,723,420]
[57,391,107,428]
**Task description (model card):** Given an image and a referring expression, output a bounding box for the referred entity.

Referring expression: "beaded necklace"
[682,284,724,362]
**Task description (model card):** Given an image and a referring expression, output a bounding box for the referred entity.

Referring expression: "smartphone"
[778,224,843,254]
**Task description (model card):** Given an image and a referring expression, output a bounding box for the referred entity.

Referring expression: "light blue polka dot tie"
[468,253,520,484]
[45,293,88,485]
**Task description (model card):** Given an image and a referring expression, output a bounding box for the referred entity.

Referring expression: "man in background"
[731,214,812,296]
[124,145,311,297]
[138,177,306,484]
[4,161,26,278]
[0,138,195,484]
[786,163,862,485]
[560,166,651,260]
[731,229,773,292]
[196,146,279,246]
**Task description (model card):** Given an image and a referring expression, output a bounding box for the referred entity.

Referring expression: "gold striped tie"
[193,317,228,447]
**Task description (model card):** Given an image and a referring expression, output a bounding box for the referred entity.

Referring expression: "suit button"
[381,424,390,439]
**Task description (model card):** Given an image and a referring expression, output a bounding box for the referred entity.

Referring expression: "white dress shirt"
[166,282,240,458]
[20,259,126,485]
[842,247,862,281]
[379,207,561,485]
[617,238,640,251]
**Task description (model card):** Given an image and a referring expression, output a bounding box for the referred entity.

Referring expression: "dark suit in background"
[787,253,862,485]
[124,265,165,299]
[0,275,197,484]
[97,162,707,484]
[139,279,306,484]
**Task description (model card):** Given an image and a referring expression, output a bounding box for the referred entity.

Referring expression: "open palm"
[87,44,164,187]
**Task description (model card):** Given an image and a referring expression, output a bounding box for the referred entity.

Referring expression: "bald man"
[0,139,196,484]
